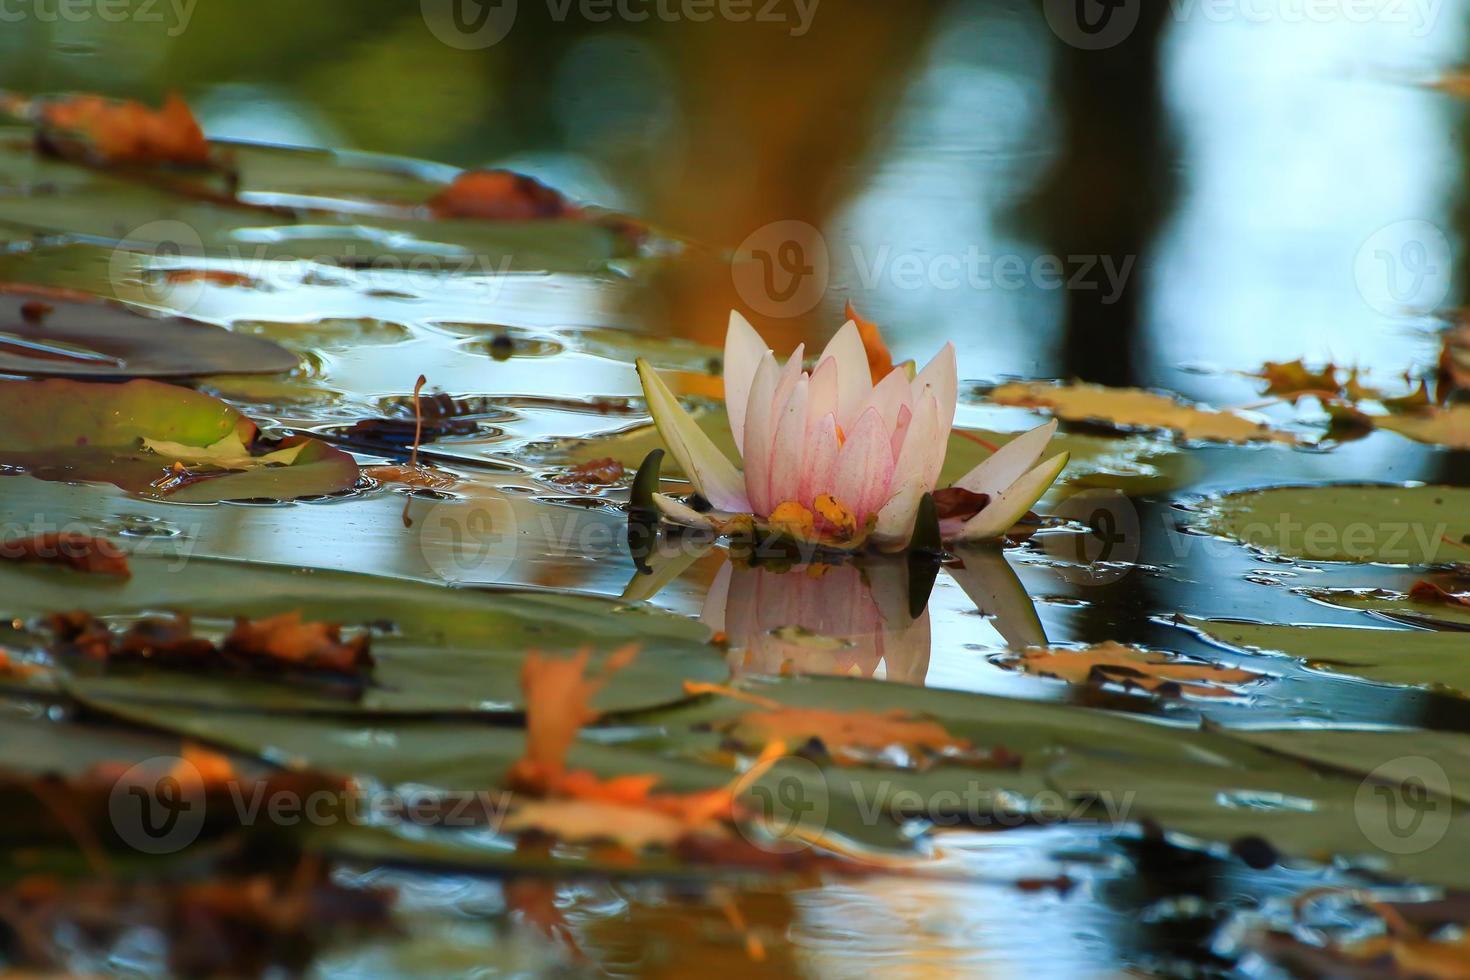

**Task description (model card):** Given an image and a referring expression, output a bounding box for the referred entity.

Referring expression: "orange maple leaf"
[40,92,209,166]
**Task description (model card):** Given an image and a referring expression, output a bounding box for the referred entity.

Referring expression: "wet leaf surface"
[1194,485,1470,563]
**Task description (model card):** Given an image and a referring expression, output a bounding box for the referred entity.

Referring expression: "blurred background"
[2,0,1463,392]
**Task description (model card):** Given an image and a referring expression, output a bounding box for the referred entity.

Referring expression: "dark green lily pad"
[0,286,298,378]
[0,378,358,502]
[1185,617,1470,695]
[5,556,724,716]
[1193,485,1470,563]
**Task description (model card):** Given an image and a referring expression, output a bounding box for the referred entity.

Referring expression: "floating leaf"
[0,286,298,378]
[1299,587,1470,630]
[1364,404,1470,449]
[987,381,1296,444]
[1,557,725,715]
[995,641,1265,698]
[1186,616,1470,695]
[1194,485,1470,563]
[0,378,357,502]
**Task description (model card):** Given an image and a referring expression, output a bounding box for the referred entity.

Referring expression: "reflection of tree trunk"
[629,5,944,351]
[1021,4,1176,387]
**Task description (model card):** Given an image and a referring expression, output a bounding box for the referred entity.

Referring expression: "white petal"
[637,359,750,513]
[653,492,720,529]
[870,474,928,548]
[741,352,779,515]
[911,343,957,436]
[698,559,734,634]
[951,452,1070,543]
[952,420,1059,497]
[818,320,870,429]
[724,310,769,456]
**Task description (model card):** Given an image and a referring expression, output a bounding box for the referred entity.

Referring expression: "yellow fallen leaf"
[989,381,1295,444]
[142,432,305,468]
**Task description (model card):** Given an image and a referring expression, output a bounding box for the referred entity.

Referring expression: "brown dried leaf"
[223,611,373,676]
[34,92,210,167]
[553,457,625,486]
[1,533,129,578]
[428,170,578,221]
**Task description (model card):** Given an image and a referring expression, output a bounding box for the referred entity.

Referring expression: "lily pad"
[1297,588,1470,630]
[0,378,358,502]
[985,381,1297,444]
[2,556,725,716]
[0,129,635,274]
[1193,485,1470,563]
[0,286,298,377]
[1185,617,1470,694]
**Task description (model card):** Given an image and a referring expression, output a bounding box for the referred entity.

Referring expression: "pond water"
[1,1,1469,976]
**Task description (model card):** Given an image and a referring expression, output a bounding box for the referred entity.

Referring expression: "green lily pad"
[1193,485,1470,563]
[1185,617,1470,695]
[1297,588,1470,630]
[0,129,634,274]
[0,378,358,502]
[552,405,1188,495]
[0,286,299,378]
[4,556,725,716]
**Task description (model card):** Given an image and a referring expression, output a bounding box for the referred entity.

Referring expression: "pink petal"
[723,311,769,457]
[817,320,870,430]
[742,352,779,515]
[890,403,913,460]
[800,413,841,507]
[767,376,808,507]
[832,407,896,523]
[855,366,912,435]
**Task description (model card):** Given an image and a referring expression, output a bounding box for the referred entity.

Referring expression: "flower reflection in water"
[687,545,1045,686]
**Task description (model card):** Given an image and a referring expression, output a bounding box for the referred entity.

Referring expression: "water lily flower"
[635,310,1070,550]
